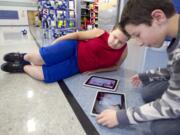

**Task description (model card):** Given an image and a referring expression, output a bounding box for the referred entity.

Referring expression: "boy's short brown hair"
[112,23,122,31]
[120,0,176,30]
[113,23,130,39]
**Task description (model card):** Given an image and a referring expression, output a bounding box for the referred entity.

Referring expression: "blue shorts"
[39,40,80,83]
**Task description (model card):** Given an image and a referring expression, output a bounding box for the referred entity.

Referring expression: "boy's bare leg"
[24,51,45,66]
[24,65,44,81]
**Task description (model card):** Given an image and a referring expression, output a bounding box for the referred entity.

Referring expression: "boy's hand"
[96,109,119,128]
[131,74,142,87]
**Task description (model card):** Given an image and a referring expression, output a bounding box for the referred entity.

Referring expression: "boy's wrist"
[116,109,130,126]
[138,73,149,85]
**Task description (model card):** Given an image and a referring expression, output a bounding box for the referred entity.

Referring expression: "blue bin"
[172,0,180,13]
[165,0,180,42]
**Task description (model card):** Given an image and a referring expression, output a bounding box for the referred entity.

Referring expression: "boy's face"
[125,22,167,48]
[108,29,128,49]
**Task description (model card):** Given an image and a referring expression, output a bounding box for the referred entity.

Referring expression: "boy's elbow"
[113,65,119,70]
[75,32,81,40]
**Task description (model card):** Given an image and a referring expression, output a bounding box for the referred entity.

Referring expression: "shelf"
[68,8,75,11]
[81,15,90,17]
[56,27,77,30]
[80,1,99,30]
[39,0,77,38]
[82,0,94,3]
[81,7,89,10]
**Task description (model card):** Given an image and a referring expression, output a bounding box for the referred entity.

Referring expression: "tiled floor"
[0,26,86,135]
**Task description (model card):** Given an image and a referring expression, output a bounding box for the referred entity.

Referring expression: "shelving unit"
[89,2,98,28]
[38,0,77,39]
[80,0,99,30]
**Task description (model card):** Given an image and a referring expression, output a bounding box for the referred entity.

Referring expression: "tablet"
[84,76,119,91]
[90,91,126,116]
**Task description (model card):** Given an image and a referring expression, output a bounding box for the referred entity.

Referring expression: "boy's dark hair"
[113,23,130,39]
[112,23,122,31]
[120,0,176,31]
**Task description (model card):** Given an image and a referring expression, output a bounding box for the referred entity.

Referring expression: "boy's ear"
[151,9,166,24]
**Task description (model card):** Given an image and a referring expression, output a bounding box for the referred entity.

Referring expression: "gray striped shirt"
[117,16,180,125]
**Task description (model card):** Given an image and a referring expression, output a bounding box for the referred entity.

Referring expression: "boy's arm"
[51,28,104,45]
[86,46,128,74]
[117,53,180,125]
[85,66,119,75]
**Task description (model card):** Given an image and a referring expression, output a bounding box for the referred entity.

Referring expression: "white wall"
[0,6,37,25]
[0,0,37,3]
[122,39,146,73]
[0,0,37,25]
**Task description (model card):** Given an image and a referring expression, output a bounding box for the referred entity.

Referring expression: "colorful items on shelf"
[80,1,98,30]
[38,0,76,39]
[89,3,98,28]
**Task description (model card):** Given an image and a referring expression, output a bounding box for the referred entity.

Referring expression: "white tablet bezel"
[90,91,126,117]
[83,75,119,92]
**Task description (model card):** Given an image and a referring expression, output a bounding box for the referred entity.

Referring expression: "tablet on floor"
[90,91,126,116]
[84,75,119,91]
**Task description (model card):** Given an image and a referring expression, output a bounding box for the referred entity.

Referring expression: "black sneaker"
[3,52,26,62]
[1,62,28,73]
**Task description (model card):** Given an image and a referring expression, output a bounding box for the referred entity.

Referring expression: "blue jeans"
[140,80,180,135]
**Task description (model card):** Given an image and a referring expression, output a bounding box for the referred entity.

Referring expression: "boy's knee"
[24,54,31,61]
[141,90,153,103]
[23,65,30,72]
[151,119,180,135]
[140,81,168,103]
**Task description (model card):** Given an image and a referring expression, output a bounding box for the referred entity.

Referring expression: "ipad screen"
[91,91,126,116]
[84,76,119,91]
